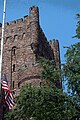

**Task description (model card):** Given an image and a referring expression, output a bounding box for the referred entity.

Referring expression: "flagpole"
[0,0,6,93]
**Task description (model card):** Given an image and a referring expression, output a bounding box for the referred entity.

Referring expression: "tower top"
[30,6,39,11]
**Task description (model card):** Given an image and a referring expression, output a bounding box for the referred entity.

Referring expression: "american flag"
[2,73,15,110]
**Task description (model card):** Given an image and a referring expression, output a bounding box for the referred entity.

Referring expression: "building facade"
[0,6,61,94]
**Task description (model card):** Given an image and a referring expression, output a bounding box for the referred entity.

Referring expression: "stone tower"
[0,6,61,119]
[0,6,61,94]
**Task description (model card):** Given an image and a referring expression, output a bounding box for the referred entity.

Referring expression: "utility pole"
[0,0,6,93]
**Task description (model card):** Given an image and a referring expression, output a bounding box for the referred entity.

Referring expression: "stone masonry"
[0,6,61,93]
[0,6,61,119]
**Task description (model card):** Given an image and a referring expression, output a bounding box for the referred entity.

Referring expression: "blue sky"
[0,0,80,63]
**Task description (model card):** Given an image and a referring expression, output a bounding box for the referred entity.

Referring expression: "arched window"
[13,49,15,55]
[13,64,15,72]
[14,35,18,41]
[6,36,9,43]
[12,46,16,56]
[22,33,26,39]
[18,83,20,88]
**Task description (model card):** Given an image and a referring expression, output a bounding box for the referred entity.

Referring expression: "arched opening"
[13,64,15,72]
[12,46,16,56]
[14,35,18,41]
[22,33,26,39]
[18,83,20,88]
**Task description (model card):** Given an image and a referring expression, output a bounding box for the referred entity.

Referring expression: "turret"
[49,39,61,69]
[30,6,39,56]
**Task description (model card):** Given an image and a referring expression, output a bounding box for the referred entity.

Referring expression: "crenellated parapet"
[9,16,29,26]
[0,16,29,28]
[0,6,39,29]
[30,6,39,23]
[0,6,39,50]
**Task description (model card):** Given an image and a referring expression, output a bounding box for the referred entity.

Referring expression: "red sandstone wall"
[0,6,61,93]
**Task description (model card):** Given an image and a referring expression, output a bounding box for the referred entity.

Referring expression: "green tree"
[5,57,79,120]
[63,42,80,96]
[63,42,80,119]
[39,57,80,119]
[5,85,76,120]
[39,57,61,88]
[73,14,80,39]
[63,13,80,119]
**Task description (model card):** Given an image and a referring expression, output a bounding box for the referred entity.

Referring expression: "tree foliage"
[63,42,80,96]
[39,58,61,88]
[73,14,80,39]
[5,85,77,120]
[63,42,80,119]
[5,55,80,120]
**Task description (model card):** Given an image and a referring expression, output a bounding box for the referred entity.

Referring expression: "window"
[6,37,9,43]
[18,83,20,88]
[14,35,18,41]
[22,33,26,39]
[13,49,15,55]
[12,46,16,56]
[13,81,15,89]
[13,64,15,72]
